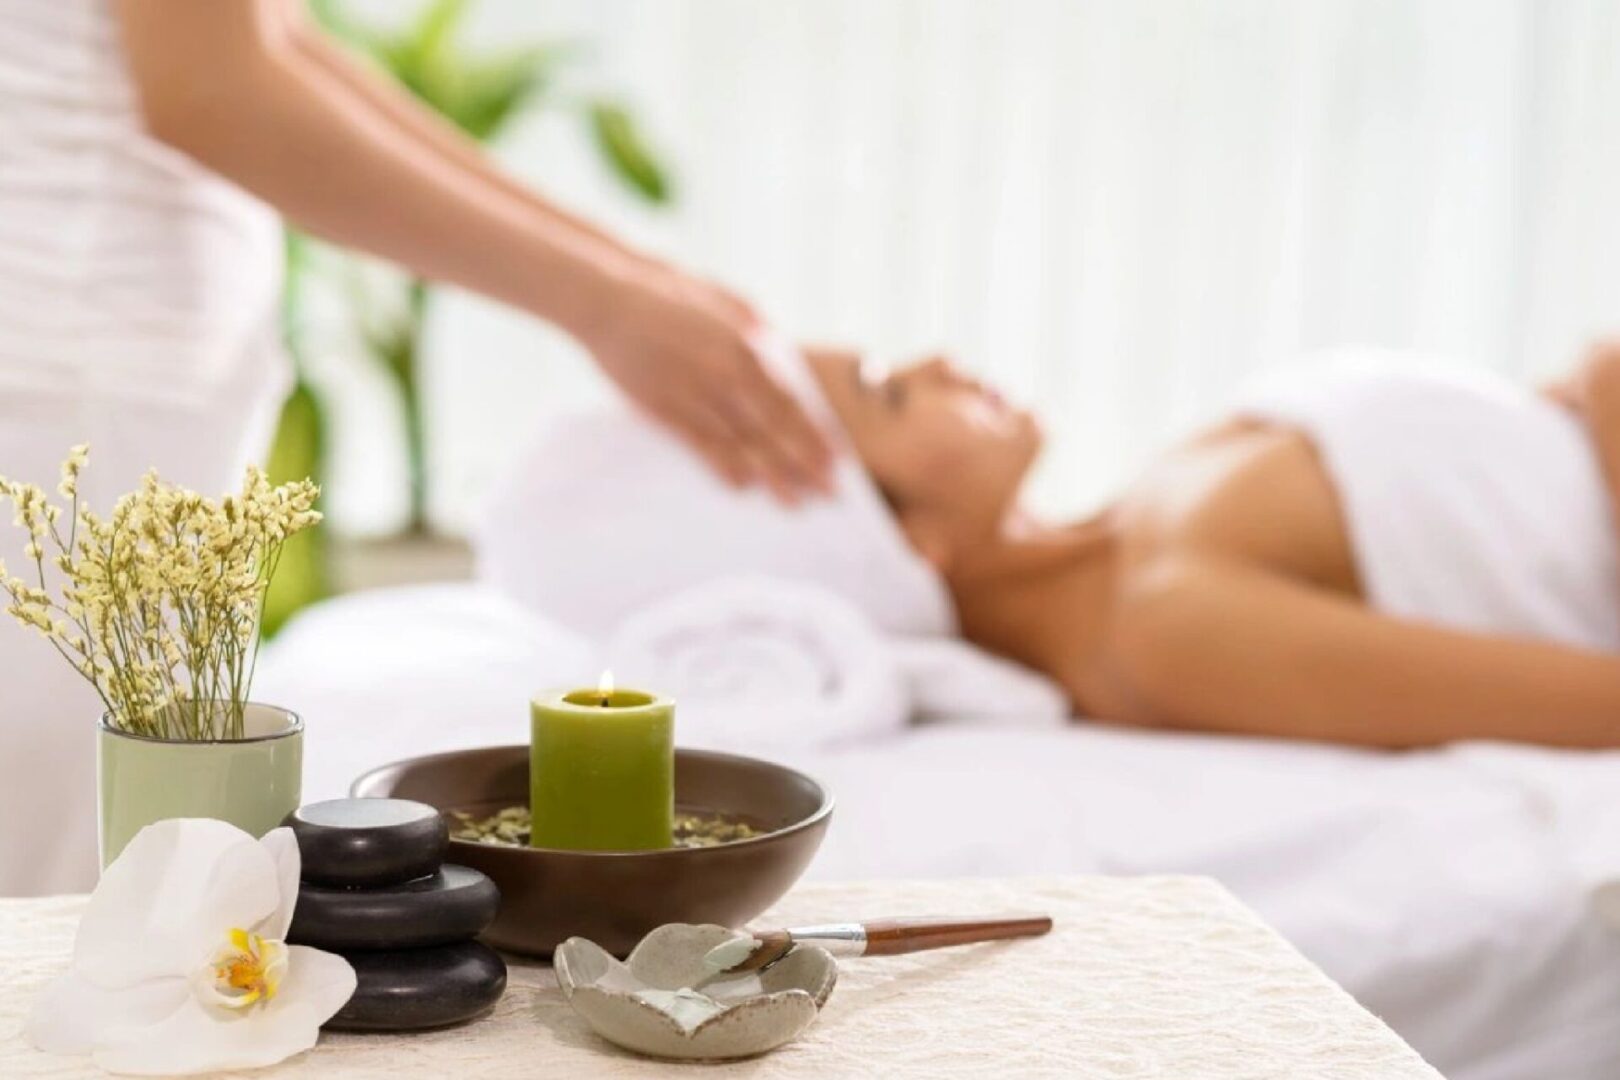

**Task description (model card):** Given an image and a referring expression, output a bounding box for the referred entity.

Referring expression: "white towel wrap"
[1238,349,1620,652]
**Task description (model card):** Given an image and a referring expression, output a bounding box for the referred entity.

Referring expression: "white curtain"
[324,0,1620,529]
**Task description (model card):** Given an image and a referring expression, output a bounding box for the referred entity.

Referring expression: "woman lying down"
[797,343,1620,749]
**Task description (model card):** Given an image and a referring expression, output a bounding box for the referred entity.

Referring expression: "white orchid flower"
[28,819,356,1075]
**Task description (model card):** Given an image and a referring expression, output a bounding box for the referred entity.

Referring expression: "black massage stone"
[323,941,508,1032]
[285,798,448,888]
[289,864,500,951]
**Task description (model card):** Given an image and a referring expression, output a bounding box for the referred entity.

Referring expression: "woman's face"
[808,349,1041,522]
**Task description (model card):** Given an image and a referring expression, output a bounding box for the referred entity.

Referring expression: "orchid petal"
[26,971,188,1056]
[267,946,359,1029]
[90,947,356,1076]
[257,827,301,941]
[75,820,279,989]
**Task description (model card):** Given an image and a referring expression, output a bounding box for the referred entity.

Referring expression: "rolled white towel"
[604,576,910,754]
[605,576,1075,755]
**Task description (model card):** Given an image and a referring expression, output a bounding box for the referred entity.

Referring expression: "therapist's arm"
[269,4,669,288]
[114,0,830,499]
[281,13,761,340]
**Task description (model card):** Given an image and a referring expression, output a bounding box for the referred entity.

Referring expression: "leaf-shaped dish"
[554,923,837,1060]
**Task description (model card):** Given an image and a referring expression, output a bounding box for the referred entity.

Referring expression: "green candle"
[530,675,674,851]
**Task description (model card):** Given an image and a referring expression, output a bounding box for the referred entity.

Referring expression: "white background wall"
[312,0,1620,534]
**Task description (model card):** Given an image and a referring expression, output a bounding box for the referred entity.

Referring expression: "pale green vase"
[97,704,304,868]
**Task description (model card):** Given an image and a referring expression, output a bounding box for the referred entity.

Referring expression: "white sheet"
[789,726,1620,1080]
[257,588,1620,1080]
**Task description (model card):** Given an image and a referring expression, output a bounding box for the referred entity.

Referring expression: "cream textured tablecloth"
[0,876,1441,1079]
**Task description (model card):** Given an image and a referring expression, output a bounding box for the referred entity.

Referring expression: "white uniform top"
[1240,350,1620,654]
[0,1,290,894]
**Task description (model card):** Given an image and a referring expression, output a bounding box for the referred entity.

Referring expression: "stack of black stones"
[284,798,506,1032]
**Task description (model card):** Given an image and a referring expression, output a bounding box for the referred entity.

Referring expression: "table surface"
[0,875,1440,1079]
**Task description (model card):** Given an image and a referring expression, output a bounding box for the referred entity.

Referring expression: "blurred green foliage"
[590,101,670,202]
[263,234,330,638]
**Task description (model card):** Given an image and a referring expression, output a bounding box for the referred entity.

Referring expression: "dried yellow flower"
[0,447,322,740]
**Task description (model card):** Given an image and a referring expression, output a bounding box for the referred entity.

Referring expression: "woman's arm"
[1108,554,1620,749]
[115,0,829,498]
[293,28,762,336]
[269,2,655,280]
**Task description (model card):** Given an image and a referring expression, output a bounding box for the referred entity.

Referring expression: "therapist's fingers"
[582,266,830,500]
[687,432,753,491]
[657,379,808,506]
[704,281,762,330]
[728,352,835,493]
[646,391,754,489]
[681,390,813,506]
[715,400,814,506]
[671,330,829,502]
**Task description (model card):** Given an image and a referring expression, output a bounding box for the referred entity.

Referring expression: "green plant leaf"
[348,0,468,108]
[307,0,349,39]
[466,50,558,138]
[413,0,469,63]
[262,381,331,638]
[307,0,384,55]
[589,100,672,204]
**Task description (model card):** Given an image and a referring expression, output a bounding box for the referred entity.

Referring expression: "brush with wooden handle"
[704,914,1054,975]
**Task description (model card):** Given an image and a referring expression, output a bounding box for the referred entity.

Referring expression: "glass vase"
[97,703,304,867]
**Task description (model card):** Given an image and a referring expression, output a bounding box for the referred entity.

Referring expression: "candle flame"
[597,669,614,702]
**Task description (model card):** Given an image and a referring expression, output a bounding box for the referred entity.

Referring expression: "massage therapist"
[0,0,829,895]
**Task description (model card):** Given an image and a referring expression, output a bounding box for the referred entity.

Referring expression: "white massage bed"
[259,587,1620,1080]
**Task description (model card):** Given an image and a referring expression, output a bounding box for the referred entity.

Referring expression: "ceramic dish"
[351,745,833,957]
[555,923,837,1060]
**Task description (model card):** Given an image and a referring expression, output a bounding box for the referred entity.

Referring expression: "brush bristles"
[725,930,795,974]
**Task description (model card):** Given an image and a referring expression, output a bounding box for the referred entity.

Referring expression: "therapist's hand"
[579,266,834,503]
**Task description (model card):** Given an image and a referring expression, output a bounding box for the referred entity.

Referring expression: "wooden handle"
[861,914,1053,956]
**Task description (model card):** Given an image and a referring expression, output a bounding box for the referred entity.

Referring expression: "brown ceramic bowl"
[351,745,833,958]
